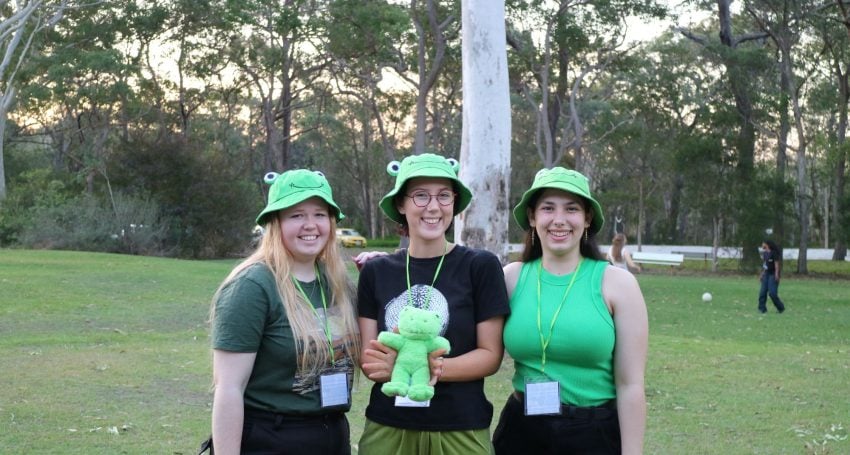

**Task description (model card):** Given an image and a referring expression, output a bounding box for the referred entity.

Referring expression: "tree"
[455,0,511,261]
[0,0,68,200]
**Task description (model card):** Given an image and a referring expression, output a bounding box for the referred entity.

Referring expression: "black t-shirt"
[357,245,510,431]
[763,250,779,274]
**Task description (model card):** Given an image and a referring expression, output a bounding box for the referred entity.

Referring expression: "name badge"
[320,372,350,408]
[394,395,431,407]
[524,379,561,416]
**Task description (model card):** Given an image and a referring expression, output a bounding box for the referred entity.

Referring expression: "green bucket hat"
[256,169,344,225]
[379,153,473,224]
[513,167,604,235]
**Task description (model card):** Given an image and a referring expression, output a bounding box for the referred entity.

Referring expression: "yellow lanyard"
[536,258,582,373]
[293,265,335,364]
[405,240,448,311]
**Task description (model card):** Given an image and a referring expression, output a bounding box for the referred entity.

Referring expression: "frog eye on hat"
[387,161,401,176]
[264,172,279,184]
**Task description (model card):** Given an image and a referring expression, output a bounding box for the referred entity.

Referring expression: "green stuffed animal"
[378,306,451,402]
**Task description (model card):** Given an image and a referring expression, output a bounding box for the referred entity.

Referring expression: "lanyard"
[293,264,335,364]
[536,258,582,373]
[405,240,448,311]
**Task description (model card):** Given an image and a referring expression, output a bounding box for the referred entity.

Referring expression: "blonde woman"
[607,233,641,274]
[208,170,360,455]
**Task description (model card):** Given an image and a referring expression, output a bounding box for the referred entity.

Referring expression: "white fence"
[507,244,849,261]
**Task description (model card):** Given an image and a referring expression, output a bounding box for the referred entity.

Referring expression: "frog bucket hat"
[512,167,604,235]
[379,153,473,224]
[256,169,344,226]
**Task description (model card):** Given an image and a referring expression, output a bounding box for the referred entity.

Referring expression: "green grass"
[1,249,848,454]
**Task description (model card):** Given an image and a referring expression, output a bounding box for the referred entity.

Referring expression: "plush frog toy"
[378,306,451,402]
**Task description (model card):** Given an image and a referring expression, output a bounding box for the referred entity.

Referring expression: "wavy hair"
[211,212,360,377]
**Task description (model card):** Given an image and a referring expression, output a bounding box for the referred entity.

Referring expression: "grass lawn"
[0,248,848,454]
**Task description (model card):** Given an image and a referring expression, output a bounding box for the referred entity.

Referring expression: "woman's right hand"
[361,338,398,382]
[352,251,389,271]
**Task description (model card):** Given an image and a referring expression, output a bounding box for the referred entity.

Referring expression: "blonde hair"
[211,212,360,377]
[610,233,626,263]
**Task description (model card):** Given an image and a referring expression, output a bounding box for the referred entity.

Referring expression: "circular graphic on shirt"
[384,284,449,335]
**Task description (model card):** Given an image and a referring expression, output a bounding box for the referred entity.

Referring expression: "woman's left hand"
[428,349,448,385]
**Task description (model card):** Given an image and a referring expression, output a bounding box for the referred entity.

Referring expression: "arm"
[358,317,397,383]
[503,261,522,299]
[438,316,505,382]
[211,350,256,455]
[624,251,642,274]
[603,267,648,455]
[774,257,781,282]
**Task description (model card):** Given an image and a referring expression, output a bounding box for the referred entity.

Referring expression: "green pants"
[357,419,492,455]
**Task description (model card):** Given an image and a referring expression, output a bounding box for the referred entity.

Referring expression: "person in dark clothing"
[758,240,786,314]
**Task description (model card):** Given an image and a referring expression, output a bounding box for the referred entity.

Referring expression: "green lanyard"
[536,258,583,373]
[405,240,448,311]
[292,264,335,364]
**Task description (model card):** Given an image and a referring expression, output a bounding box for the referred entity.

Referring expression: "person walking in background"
[208,170,360,455]
[758,239,786,314]
[606,232,641,274]
[493,167,648,455]
[356,153,510,455]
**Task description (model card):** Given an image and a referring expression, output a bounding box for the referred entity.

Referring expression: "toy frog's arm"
[377,331,405,351]
[427,336,451,355]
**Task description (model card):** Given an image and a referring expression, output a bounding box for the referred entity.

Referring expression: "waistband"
[244,407,345,425]
[511,392,616,420]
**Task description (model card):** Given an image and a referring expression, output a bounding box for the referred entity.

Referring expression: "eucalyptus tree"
[806,0,850,260]
[744,0,822,273]
[0,0,69,200]
[503,0,667,175]
[454,0,511,260]
[678,2,776,268]
[219,0,334,172]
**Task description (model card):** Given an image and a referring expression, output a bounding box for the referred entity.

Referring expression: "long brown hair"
[610,233,626,263]
[210,213,360,377]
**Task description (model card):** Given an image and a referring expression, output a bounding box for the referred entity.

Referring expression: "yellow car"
[336,228,367,247]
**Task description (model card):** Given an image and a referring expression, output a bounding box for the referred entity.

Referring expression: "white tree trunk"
[455,0,511,263]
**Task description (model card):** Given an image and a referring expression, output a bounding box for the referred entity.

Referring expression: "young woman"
[356,153,510,455]
[607,232,641,274]
[209,169,360,455]
[758,239,786,314]
[493,167,648,455]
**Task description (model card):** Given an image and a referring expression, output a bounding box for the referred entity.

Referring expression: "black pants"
[492,393,621,455]
[236,408,350,455]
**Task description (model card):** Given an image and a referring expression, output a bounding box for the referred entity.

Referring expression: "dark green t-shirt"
[212,263,356,415]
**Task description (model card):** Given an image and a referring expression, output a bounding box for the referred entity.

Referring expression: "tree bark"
[456,0,511,263]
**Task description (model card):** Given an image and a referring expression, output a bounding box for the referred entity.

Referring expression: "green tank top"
[503,258,615,407]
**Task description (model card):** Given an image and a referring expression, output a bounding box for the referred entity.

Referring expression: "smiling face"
[397,177,455,244]
[278,197,332,265]
[529,188,591,257]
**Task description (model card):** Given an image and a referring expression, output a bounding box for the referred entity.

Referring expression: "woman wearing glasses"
[356,153,510,454]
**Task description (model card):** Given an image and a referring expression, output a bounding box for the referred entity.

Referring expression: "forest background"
[1,0,849,274]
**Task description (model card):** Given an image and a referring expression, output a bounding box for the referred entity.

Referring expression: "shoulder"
[503,261,523,298]
[601,264,642,307]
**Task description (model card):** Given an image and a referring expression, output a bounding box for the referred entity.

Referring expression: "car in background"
[336,228,367,247]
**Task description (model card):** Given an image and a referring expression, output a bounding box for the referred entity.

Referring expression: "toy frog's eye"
[446,158,459,173]
[387,161,401,176]
[314,171,325,178]
[264,172,279,184]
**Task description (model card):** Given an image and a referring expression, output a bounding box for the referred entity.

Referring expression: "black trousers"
[206,408,350,455]
[492,393,621,455]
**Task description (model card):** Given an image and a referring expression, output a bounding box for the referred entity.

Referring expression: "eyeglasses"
[406,191,456,207]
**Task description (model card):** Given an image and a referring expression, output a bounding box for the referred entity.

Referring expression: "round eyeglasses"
[406,191,456,207]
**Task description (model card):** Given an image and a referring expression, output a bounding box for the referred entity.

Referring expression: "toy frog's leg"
[406,365,434,402]
[381,366,411,397]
